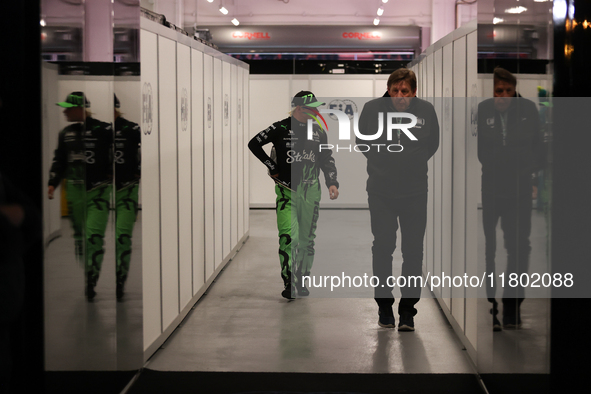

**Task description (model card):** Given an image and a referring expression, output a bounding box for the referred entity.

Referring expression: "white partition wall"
[140,28,162,350]
[441,42,454,308]
[222,62,232,259]
[140,17,249,359]
[237,67,244,240]
[191,49,205,294]
[158,35,180,332]
[177,42,192,310]
[231,64,239,250]
[203,54,215,281]
[451,35,467,332]
[213,58,223,270]
[408,20,478,361]
[242,67,250,234]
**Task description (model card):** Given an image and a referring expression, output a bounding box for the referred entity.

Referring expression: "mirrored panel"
[42,0,118,371]
[476,0,553,381]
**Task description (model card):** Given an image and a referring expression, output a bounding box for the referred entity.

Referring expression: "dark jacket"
[477,96,542,197]
[248,116,339,191]
[49,117,113,190]
[114,116,141,190]
[356,93,440,198]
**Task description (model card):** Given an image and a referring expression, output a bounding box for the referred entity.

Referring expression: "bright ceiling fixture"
[40,19,46,26]
[219,6,229,14]
[382,0,388,3]
[377,7,384,16]
[232,18,239,26]
[207,0,214,2]
[493,17,504,24]
[505,6,527,14]
[373,18,380,26]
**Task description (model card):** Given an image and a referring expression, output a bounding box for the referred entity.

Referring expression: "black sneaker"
[296,283,310,297]
[503,313,522,329]
[86,282,96,301]
[281,283,295,300]
[398,313,415,331]
[493,316,502,331]
[116,282,125,300]
[378,310,395,328]
[490,306,502,332]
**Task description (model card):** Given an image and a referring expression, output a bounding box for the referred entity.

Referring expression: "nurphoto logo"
[306,108,418,153]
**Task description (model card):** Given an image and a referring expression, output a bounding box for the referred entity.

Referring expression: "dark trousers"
[482,191,532,314]
[368,192,427,316]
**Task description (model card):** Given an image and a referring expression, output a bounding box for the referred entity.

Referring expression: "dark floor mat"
[126,370,485,394]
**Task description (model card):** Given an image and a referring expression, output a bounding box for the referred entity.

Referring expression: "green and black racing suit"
[114,116,141,287]
[248,116,339,287]
[48,117,113,287]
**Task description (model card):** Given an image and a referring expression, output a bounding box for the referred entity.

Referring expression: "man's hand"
[329,185,339,200]
[48,185,55,199]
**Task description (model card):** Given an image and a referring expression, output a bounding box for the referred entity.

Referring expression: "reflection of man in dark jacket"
[357,68,439,331]
[478,67,542,330]
[48,92,113,300]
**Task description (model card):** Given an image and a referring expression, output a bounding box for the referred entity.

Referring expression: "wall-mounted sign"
[181,88,188,131]
[232,32,271,40]
[142,82,153,135]
[201,25,421,53]
[207,97,212,129]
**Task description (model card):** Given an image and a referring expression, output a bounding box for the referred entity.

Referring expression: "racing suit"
[114,116,141,289]
[48,117,113,288]
[248,116,339,288]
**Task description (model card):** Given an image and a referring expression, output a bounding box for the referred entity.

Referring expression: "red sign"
[232,32,271,40]
[342,32,382,40]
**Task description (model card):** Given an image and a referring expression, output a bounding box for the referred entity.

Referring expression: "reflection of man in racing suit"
[248,91,339,299]
[114,94,141,300]
[48,92,113,300]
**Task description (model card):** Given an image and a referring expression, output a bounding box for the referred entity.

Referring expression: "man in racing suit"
[248,91,339,299]
[48,92,113,300]
[357,68,440,331]
[113,94,141,300]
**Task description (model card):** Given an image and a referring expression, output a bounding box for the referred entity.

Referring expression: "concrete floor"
[43,208,550,375]
[145,210,476,374]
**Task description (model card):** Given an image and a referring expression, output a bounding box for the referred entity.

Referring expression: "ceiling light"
[40,19,46,27]
[377,7,384,16]
[505,6,527,14]
[219,6,228,15]
[493,17,504,24]
[373,18,380,26]
[232,18,239,26]
[207,0,214,2]
[382,0,388,3]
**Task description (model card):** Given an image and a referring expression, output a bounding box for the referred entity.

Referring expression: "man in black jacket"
[478,67,542,330]
[357,68,439,331]
[249,91,339,299]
